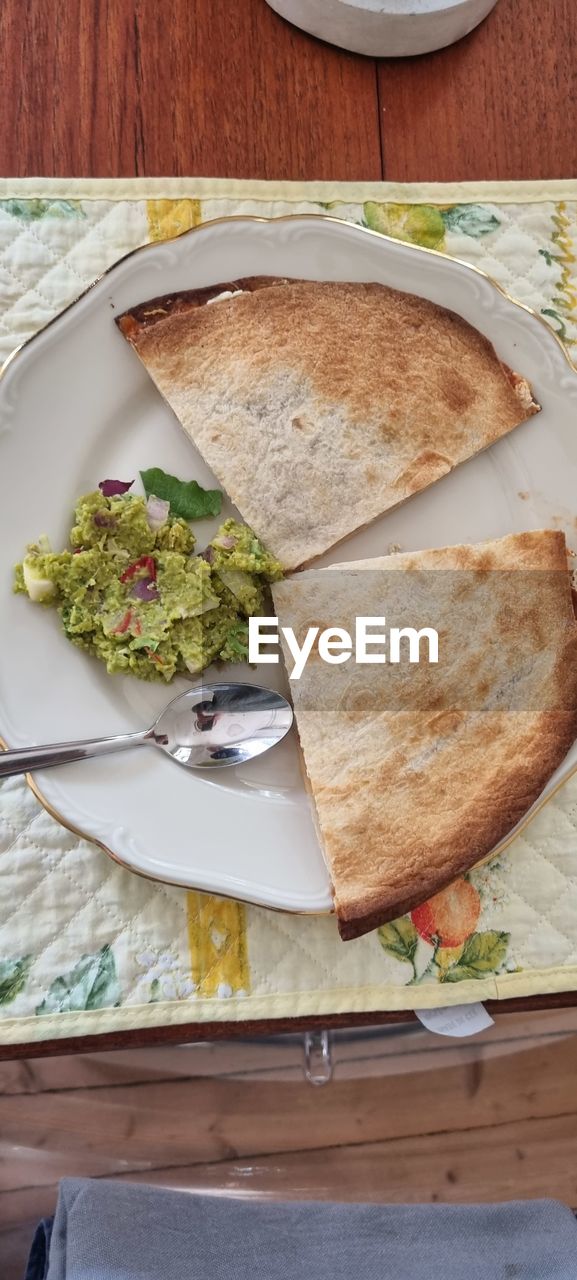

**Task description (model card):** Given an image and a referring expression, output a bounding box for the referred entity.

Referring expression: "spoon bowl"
[151,682,294,769]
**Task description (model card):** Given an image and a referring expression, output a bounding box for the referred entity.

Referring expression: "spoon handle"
[0,730,150,779]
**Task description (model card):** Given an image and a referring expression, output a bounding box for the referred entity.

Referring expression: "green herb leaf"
[441,930,509,982]
[140,468,222,521]
[441,204,500,239]
[36,944,121,1015]
[378,917,419,965]
[0,956,32,1005]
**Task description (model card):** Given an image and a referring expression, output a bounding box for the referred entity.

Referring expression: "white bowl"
[265,0,500,57]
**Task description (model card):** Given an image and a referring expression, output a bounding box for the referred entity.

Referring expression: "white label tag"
[415,1002,495,1038]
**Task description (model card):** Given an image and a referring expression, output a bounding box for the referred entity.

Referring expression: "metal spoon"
[0,682,293,779]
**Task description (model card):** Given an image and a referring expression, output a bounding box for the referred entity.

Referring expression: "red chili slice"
[120,556,157,584]
[112,609,133,635]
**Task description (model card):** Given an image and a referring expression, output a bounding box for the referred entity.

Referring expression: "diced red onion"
[199,546,214,563]
[130,578,160,602]
[98,479,134,497]
[93,512,117,528]
[146,494,170,530]
[212,534,237,550]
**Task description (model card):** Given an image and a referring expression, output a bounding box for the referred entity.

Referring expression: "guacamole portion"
[14,491,283,682]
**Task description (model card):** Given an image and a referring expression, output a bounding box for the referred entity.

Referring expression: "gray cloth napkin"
[44,1180,577,1280]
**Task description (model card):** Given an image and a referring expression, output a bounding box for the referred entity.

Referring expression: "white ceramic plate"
[2,215,577,913]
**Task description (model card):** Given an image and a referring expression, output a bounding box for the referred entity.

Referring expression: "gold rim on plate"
[2,212,577,911]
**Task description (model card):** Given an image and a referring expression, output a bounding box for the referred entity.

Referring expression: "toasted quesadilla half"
[117,278,539,570]
[272,530,577,940]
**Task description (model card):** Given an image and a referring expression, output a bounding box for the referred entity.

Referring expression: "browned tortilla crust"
[272,530,577,941]
[337,708,577,940]
[116,278,287,337]
[117,278,540,570]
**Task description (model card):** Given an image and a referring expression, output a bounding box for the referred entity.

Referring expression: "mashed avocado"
[15,491,283,682]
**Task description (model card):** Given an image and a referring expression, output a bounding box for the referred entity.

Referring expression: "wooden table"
[1,0,576,181]
[1,0,576,1058]
[6,1008,577,1278]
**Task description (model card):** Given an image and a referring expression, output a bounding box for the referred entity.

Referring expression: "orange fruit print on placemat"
[411,879,481,949]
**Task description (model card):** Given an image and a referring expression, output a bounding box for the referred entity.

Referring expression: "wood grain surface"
[3,1010,577,1278]
[1,0,575,181]
[378,0,577,180]
[0,0,381,179]
[2,0,575,180]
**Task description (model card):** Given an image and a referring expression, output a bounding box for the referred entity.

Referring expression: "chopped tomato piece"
[120,556,157,584]
[112,609,133,635]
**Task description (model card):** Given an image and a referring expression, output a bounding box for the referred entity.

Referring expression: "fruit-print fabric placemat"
[1,176,577,1048]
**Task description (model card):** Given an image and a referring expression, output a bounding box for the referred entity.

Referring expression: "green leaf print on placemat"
[440,204,501,238]
[0,956,32,1006]
[377,919,419,980]
[441,930,510,983]
[363,201,501,251]
[0,198,85,221]
[36,944,121,1016]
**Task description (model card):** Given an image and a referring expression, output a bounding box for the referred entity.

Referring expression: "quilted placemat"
[2,176,577,1048]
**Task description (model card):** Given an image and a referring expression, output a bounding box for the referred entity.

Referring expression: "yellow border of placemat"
[0,964,576,1045]
[2,174,577,1043]
[1,176,576,203]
